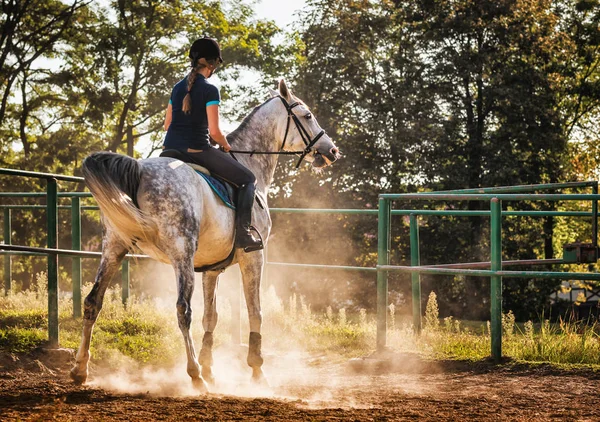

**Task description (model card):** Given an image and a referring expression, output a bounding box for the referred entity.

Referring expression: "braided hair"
[182,57,219,114]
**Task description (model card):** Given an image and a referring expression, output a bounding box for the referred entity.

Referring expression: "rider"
[162,37,263,253]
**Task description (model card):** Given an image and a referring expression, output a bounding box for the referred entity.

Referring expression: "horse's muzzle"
[323,147,340,165]
[313,153,328,168]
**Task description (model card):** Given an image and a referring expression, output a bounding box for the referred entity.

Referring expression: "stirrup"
[238,226,264,253]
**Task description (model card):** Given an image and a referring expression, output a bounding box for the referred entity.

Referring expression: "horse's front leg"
[199,271,219,385]
[173,258,207,393]
[70,233,126,384]
[239,250,267,384]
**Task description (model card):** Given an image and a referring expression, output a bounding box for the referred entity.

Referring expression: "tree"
[0,0,288,288]
[279,0,596,319]
[0,0,89,128]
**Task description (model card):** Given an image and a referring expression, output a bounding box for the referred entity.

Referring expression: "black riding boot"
[235,183,264,252]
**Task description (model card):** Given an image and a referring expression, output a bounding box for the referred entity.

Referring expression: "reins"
[228,96,326,168]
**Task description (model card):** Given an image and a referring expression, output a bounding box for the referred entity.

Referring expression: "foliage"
[268,0,600,319]
[0,327,47,353]
[502,310,516,338]
[424,291,440,331]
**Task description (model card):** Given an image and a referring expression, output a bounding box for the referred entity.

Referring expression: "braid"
[182,65,200,114]
[182,58,219,114]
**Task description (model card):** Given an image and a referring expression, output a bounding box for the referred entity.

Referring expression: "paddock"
[2,168,600,420]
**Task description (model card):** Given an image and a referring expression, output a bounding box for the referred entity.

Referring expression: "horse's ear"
[279,79,292,101]
[268,87,279,98]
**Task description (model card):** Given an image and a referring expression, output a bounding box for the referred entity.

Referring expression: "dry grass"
[1,274,599,368]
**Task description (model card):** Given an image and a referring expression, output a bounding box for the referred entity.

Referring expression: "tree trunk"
[126,125,133,157]
[19,73,30,157]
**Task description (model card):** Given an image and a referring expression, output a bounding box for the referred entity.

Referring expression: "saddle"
[160,149,236,209]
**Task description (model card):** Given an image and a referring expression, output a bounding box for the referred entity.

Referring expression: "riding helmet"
[189,37,223,66]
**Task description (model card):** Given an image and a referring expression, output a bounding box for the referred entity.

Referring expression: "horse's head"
[269,79,340,170]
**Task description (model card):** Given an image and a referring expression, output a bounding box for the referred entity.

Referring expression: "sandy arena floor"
[1,349,599,421]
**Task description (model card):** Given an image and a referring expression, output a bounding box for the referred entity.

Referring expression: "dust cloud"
[87,345,436,409]
[87,176,437,407]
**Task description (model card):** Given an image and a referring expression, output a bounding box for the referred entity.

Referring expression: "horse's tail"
[82,152,158,249]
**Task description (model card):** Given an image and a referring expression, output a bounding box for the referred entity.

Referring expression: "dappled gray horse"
[70,80,340,391]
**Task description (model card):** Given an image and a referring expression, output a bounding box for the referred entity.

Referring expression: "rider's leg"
[234,183,264,252]
[185,148,263,252]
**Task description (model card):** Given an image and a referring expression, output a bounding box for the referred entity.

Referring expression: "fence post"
[47,178,59,348]
[121,259,129,306]
[3,208,11,294]
[71,197,82,317]
[490,198,503,362]
[409,213,422,333]
[377,197,391,352]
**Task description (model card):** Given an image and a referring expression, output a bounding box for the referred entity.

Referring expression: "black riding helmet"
[189,37,223,67]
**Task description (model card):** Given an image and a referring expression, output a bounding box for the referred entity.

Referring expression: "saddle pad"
[187,162,210,176]
[195,170,236,210]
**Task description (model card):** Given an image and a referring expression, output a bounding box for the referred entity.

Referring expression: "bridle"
[228,96,326,168]
[279,96,326,167]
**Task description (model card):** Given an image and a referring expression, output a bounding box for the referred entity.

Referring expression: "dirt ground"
[1,349,599,421]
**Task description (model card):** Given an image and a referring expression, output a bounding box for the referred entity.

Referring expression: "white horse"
[70,80,340,391]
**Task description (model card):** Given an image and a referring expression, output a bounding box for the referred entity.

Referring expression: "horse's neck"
[226,100,282,195]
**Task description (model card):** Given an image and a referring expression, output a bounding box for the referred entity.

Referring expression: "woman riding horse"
[70,73,340,390]
[162,37,263,253]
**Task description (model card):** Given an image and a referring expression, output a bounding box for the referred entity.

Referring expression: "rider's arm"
[163,101,172,131]
[206,104,232,152]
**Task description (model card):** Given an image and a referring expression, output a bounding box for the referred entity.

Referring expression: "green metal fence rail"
[2,167,599,359]
[0,168,84,347]
[3,208,10,293]
[376,182,599,362]
[0,168,141,346]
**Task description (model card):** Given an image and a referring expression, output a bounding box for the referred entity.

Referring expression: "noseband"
[279,96,326,168]
[228,96,326,168]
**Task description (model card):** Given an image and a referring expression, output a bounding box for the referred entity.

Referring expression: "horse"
[69,79,340,391]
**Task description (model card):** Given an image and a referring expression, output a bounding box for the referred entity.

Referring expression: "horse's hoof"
[251,368,269,388]
[191,376,209,394]
[69,368,87,385]
[201,367,215,385]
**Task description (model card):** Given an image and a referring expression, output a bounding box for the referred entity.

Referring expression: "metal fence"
[1,168,599,361]
[376,182,599,361]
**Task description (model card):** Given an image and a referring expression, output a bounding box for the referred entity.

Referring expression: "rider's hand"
[222,142,232,152]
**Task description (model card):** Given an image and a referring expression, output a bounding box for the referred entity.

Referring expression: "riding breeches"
[183,148,256,187]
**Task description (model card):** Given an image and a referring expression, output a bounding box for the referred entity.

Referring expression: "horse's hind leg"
[239,251,267,384]
[199,271,219,385]
[173,258,207,392]
[70,232,127,384]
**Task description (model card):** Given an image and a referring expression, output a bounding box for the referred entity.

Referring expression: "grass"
[0,327,47,353]
[412,293,600,367]
[1,272,600,369]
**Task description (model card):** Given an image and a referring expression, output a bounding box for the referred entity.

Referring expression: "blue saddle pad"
[195,171,236,210]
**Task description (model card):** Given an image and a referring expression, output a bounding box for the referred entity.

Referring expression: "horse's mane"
[227,97,277,145]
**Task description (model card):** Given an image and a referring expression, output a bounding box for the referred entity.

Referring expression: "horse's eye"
[305,113,312,120]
